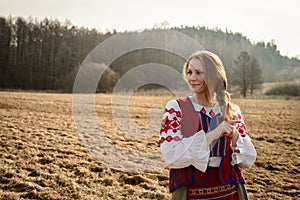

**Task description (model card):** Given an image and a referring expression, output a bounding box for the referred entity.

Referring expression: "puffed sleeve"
[159,99,210,172]
[230,104,257,168]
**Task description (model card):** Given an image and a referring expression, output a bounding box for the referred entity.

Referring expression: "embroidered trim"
[209,109,215,117]
[188,184,236,196]
[164,108,181,117]
[160,135,181,144]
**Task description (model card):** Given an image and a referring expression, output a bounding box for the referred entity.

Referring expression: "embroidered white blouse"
[159,98,257,172]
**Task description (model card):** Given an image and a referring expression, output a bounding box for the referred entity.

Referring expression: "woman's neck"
[191,93,213,107]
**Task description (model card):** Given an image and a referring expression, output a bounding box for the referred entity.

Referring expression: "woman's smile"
[189,83,201,88]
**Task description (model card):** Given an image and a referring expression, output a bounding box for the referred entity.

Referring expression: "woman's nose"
[189,72,197,80]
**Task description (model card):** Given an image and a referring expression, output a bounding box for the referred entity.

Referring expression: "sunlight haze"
[1,0,299,57]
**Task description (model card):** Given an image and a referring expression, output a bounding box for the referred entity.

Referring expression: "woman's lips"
[190,83,201,88]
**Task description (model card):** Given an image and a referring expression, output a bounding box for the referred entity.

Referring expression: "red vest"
[169,97,244,192]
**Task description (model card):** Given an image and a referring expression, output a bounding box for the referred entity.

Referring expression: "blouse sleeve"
[230,104,257,168]
[159,99,210,172]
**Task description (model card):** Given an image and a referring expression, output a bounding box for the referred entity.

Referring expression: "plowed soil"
[0,91,299,199]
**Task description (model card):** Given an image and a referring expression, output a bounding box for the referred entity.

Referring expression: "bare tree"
[232,51,262,97]
[249,56,263,95]
[233,51,251,97]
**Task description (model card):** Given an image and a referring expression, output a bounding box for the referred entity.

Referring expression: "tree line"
[0,16,111,91]
[0,16,299,94]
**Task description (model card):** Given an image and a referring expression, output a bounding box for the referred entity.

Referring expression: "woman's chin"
[191,88,204,94]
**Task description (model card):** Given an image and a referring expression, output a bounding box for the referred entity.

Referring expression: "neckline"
[188,96,216,108]
[187,96,221,118]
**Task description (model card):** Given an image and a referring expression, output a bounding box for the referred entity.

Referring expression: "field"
[0,91,299,199]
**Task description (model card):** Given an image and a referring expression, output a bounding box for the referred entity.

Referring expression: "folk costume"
[160,97,256,200]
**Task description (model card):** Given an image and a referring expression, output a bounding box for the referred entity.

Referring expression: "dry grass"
[0,91,299,199]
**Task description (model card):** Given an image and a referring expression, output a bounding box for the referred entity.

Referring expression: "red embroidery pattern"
[235,114,247,136]
[209,109,215,117]
[237,123,247,136]
[200,107,215,117]
[160,115,180,135]
[164,108,181,117]
[160,135,181,144]
[200,107,206,114]
[160,108,182,144]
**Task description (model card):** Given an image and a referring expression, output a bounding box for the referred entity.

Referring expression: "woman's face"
[186,58,207,94]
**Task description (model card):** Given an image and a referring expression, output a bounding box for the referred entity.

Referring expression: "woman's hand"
[206,119,240,145]
[220,119,240,147]
[220,120,240,138]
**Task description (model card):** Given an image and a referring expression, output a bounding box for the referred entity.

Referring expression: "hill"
[0,16,299,92]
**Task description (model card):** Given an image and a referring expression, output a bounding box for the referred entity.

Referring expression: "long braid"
[215,82,235,121]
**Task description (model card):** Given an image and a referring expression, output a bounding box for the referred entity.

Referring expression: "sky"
[1,0,299,57]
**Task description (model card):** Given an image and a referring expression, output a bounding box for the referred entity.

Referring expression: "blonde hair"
[183,51,235,121]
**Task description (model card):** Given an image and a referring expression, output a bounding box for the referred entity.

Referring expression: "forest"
[0,16,299,93]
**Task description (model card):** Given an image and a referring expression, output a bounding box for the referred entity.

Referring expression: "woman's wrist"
[231,129,239,147]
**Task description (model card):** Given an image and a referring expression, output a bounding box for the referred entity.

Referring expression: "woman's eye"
[186,71,192,74]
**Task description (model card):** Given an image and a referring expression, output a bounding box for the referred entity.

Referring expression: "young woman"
[159,51,256,200]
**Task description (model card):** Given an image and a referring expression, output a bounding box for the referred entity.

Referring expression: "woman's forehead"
[188,58,204,70]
